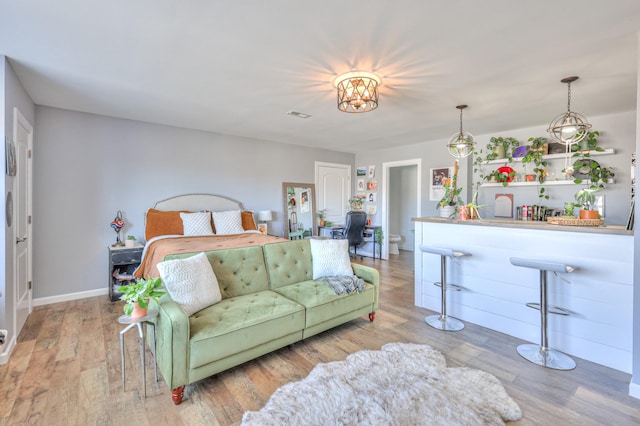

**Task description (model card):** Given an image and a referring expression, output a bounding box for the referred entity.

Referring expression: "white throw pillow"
[157,252,222,316]
[310,238,353,280]
[212,210,244,235]
[180,211,214,236]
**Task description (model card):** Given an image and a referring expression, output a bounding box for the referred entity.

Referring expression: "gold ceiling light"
[335,71,380,113]
[547,76,592,145]
[447,105,476,158]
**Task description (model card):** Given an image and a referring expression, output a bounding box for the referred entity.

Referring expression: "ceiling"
[2,1,640,153]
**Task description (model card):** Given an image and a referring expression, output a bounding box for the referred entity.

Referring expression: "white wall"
[32,106,353,299]
[631,31,640,399]
[2,57,35,358]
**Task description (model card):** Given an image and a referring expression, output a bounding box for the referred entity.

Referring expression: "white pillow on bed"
[212,210,244,235]
[180,211,214,236]
[157,252,222,316]
[310,238,353,280]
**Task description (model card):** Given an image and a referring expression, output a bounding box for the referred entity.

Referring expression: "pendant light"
[447,105,475,158]
[547,76,591,145]
[335,71,381,113]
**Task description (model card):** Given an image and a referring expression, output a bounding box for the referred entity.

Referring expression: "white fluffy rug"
[242,343,522,425]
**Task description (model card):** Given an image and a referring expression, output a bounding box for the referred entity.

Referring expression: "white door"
[315,162,351,226]
[14,108,33,338]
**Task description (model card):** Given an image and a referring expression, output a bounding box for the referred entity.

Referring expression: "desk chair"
[338,211,367,258]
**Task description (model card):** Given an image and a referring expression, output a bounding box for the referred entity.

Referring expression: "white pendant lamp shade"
[547,76,591,145]
[447,105,476,158]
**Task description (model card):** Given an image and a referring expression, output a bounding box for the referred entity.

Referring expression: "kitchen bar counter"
[412,217,633,373]
[412,216,632,236]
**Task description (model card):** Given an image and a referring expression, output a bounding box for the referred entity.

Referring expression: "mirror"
[282,182,316,239]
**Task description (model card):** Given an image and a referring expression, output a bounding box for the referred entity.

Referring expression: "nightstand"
[109,245,143,302]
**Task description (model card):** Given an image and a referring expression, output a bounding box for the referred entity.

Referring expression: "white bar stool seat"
[510,257,576,370]
[419,245,470,331]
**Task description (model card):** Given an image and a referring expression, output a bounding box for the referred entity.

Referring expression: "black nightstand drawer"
[111,249,143,264]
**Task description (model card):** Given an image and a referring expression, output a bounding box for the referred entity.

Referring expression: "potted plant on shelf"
[118,277,165,318]
[574,187,602,220]
[486,136,520,161]
[521,137,548,183]
[125,235,136,248]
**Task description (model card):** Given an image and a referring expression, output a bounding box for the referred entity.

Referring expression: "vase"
[493,146,506,159]
[125,239,135,248]
[440,205,455,218]
[579,210,600,220]
[458,205,470,220]
[131,302,148,319]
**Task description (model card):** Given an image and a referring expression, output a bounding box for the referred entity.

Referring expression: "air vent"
[287,110,312,119]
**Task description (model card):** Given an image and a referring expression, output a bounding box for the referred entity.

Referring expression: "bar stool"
[419,245,470,331]
[510,257,576,370]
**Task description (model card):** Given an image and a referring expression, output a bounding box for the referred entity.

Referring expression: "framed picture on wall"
[429,167,452,201]
[5,137,16,176]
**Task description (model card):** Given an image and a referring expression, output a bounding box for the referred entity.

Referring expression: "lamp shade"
[257,210,273,222]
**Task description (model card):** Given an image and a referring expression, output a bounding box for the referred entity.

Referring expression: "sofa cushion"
[273,280,375,328]
[263,240,314,289]
[157,252,222,316]
[309,239,353,279]
[189,290,305,369]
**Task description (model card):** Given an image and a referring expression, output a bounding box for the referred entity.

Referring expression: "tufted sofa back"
[262,239,313,289]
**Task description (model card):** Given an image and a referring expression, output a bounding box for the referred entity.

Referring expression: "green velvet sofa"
[151,239,380,404]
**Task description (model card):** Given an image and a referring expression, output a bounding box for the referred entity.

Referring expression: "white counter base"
[414,220,633,373]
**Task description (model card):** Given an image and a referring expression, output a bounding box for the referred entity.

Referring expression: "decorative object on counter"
[335,71,380,113]
[125,235,136,248]
[547,76,592,146]
[447,105,475,158]
[437,160,463,218]
[110,210,125,247]
[485,136,520,161]
[494,194,514,218]
[118,277,165,318]
[575,187,602,220]
[257,210,273,235]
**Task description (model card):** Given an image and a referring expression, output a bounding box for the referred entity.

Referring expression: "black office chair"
[339,211,367,258]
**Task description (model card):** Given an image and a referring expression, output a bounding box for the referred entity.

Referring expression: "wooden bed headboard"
[153,193,245,212]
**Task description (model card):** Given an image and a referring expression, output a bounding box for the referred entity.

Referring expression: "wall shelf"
[480,179,615,188]
[483,148,614,165]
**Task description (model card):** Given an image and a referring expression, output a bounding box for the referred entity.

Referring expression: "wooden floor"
[1,250,639,425]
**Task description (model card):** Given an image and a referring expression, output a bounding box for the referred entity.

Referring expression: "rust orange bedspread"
[135,233,286,279]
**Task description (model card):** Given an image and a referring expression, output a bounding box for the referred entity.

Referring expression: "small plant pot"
[458,205,470,220]
[579,210,600,220]
[439,205,455,218]
[525,174,536,182]
[125,239,136,248]
[319,220,326,226]
[492,146,506,159]
[131,302,148,319]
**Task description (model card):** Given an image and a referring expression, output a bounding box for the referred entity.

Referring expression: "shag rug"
[242,343,522,425]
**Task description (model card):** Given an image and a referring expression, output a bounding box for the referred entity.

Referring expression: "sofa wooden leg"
[172,386,185,405]
[369,311,376,322]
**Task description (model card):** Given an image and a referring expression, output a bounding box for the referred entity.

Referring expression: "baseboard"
[0,335,16,365]
[34,288,108,307]
[629,380,640,399]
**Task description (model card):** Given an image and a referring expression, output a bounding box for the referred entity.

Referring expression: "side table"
[118,310,158,398]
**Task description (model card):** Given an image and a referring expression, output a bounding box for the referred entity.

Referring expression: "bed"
[134,193,285,278]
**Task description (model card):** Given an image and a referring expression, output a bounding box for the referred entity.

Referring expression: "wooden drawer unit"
[108,246,143,302]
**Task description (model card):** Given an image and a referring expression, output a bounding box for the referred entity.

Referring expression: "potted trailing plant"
[118,277,165,318]
[521,137,548,183]
[575,187,602,219]
[486,136,520,161]
[125,235,136,248]
[317,209,327,226]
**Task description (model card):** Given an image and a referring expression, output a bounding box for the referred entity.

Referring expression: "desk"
[318,225,382,260]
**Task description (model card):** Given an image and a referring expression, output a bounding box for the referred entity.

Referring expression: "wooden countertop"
[411,216,633,236]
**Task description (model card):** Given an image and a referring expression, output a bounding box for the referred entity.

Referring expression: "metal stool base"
[425,314,464,331]
[517,343,576,370]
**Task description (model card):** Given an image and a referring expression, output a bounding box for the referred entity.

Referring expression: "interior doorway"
[381,159,421,259]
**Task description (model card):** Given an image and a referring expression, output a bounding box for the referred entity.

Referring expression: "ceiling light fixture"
[335,71,380,113]
[447,105,476,158]
[547,76,591,145]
